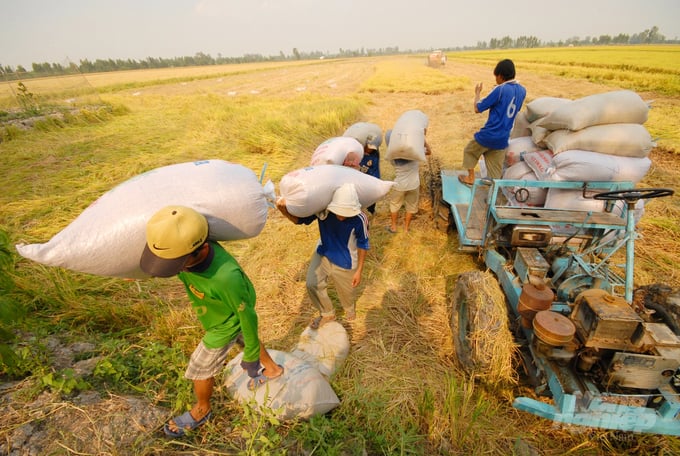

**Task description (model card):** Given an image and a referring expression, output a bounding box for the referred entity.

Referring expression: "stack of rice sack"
[503,90,653,211]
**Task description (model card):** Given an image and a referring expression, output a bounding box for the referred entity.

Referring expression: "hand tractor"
[435,168,679,435]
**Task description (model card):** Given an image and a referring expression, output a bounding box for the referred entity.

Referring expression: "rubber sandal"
[385,226,397,234]
[247,364,285,391]
[310,315,336,330]
[163,410,212,437]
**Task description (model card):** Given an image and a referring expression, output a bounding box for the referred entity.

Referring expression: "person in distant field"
[357,131,382,215]
[139,206,284,438]
[386,129,432,233]
[459,58,526,185]
[277,183,369,329]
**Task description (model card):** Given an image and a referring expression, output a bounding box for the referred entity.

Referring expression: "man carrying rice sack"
[139,206,284,438]
[344,122,383,215]
[277,183,369,330]
[459,59,526,185]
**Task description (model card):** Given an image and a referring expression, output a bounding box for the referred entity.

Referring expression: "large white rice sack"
[525,97,571,122]
[310,136,363,166]
[544,124,654,157]
[279,165,394,217]
[16,160,271,279]
[526,149,651,183]
[343,122,383,148]
[510,111,531,138]
[225,350,340,421]
[291,321,349,378]
[521,150,554,181]
[536,90,649,131]
[528,121,550,148]
[384,110,429,161]
[501,161,547,207]
[506,136,541,167]
[544,188,606,212]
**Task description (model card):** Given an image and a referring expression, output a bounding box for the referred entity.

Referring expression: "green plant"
[41,368,89,394]
[16,82,40,115]
[236,394,285,455]
[0,229,25,375]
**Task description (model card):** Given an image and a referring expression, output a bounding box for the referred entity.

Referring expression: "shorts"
[389,188,419,213]
[462,139,506,179]
[184,338,239,380]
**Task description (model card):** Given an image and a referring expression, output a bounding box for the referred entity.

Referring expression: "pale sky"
[1,0,679,69]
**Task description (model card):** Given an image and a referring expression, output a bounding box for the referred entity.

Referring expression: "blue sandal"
[163,410,212,437]
[247,365,285,391]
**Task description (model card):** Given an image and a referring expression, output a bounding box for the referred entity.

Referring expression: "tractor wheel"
[449,270,516,385]
[634,284,680,335]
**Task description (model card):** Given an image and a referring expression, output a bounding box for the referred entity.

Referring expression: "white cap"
[327,183,361,217]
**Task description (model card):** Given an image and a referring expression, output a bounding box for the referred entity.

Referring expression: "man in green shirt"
[140,205,283,438]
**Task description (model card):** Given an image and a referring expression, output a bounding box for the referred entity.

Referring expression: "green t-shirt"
[178,242,260,362]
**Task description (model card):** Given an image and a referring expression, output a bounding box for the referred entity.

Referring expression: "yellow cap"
[139,206,208,277]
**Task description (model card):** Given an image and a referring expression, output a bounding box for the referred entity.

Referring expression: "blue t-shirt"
[359,150,380,179]
[298,211,369,270]
[474,80,526,150]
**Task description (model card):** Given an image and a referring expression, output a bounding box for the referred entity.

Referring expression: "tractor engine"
[529,286,680,392]
[569,289,680,390]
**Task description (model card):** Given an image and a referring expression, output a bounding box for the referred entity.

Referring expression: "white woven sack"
[279,165,394,217]
[385,110,429,161]
[536,90,649,131]
[310,136,364,166]
[291,321,350,378]
[525,97,571,122]
[544,188,606,212]
[15,160,271,279]
[510,110,531,139]
[343,122,383,148]
[506,136,541,167]
[528,121,550,148]
[522,150,555,181]
[501,161,547,207]
[544,124,654,157]
[224,350,340,421]
[550,150,651,183]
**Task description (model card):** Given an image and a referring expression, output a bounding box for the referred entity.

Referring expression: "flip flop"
[309,314,336,330]
[163,410,212,437]
[458,175,473,187]
[385,226,397,234]
[247,364,285,391]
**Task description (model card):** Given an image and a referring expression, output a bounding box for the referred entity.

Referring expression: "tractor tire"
[449,270,516,384]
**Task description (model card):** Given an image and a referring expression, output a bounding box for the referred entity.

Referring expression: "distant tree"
[613,33,630,44]
[595,35,612,45]
[292,48,300,60]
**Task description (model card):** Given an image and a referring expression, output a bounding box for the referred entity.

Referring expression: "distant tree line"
[0,26,675,80]
[474,26,670,49]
